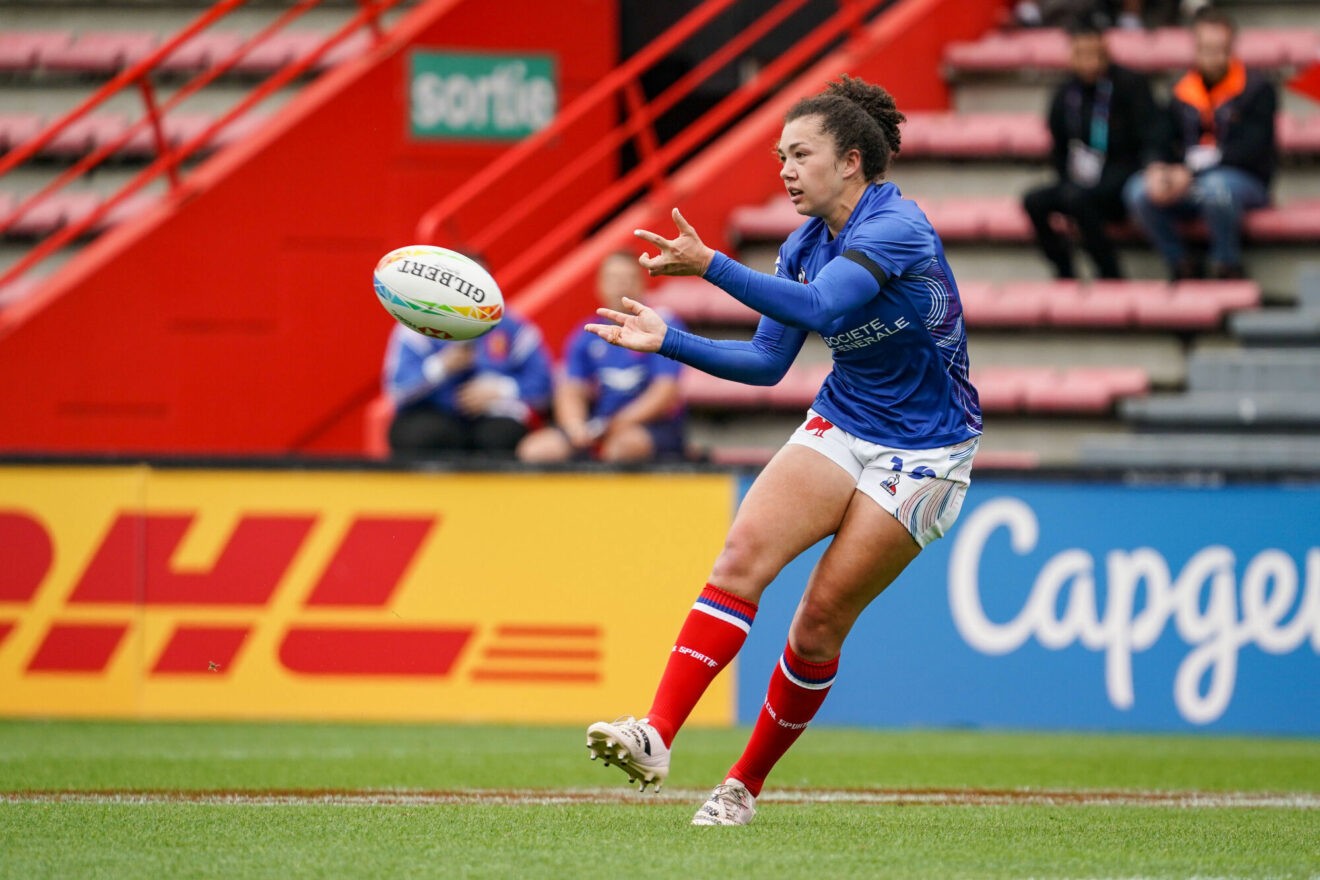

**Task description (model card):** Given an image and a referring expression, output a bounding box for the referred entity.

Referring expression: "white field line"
[3,788,1318,809]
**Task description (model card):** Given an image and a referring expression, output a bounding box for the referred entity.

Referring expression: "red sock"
[644,584,757,747]
[728,642,838,797]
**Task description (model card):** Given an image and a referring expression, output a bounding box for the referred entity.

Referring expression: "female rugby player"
[584,76,982,826]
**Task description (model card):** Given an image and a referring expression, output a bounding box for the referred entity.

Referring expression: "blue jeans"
[1122,166,1269,270]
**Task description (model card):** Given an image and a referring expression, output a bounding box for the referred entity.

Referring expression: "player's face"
[596,254,642,311]
[1193,22,1233,83]
[776,116,848,218]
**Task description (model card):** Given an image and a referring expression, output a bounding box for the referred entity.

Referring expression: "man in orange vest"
[1122,8,1276,280]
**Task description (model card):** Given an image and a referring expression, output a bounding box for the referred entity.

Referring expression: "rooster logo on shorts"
[880,474,901,496]
[805,415,833,437]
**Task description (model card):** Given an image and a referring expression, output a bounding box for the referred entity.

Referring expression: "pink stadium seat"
[315,30,373,71]
[42,114,130,158]
[1038,281,1127,328]
[158,30,245,74]
[1103,29,1157,70]
[679,369,766,408]
[90,193,158,233]
[646,279,707,322]
[765,363,831,408]
[363,394,394,460]
[0,113,44,152]
[929,114,1008,158]
[5,192,101,237]
[1238,29,1318,67]
[232,31,325,74]
[1173,280,1260,312]
[972,449,1042,470]
[42,32,158,74]
[1020,29,1070,67]
[1003,114,1051,159]
[206,112,271,150]
[727,197,801,242]
[974,280,1056,327]
[943,36,1031,72]
[971,366,1056,413]
[1277,114,1320,155]
[922,199,985,240]
[0,31,73,72]
[1140,28,1194,70]
[706,445,776,467]
[702,293,759,325]
[978,197,1033,241]
[898,113,936,157]
[1024,370,1114,414]
[1133,288,1224,330]
[1245,201,1320,241]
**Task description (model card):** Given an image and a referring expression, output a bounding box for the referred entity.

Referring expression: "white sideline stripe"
[691,601,751,634]
[4,789,1317,809]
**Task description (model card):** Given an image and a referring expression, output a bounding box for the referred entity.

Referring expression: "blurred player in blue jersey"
[382,309,552,459]
[516,251,687,463]
[583,75,982,825]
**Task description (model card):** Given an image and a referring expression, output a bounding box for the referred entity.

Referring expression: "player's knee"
[789,596,850,661]
[599,426,652,463]
[709,532,775,599]
[516,429,570,463]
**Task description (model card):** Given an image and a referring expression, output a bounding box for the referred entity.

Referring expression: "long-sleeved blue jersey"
[659,182,981,448]
[382,309,553,423]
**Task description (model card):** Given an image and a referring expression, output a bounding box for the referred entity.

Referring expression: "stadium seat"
[90,192,157,233]
[42,114,130,159]
[3,191,101,238]
[0,275,39,310]
[232,31,325,74]
[1173,279,1261,312]
[0,31,73,73]
[363,394,393,459]
[679,369,763,408]
[1278,113,1320,155]
[1024,366,1148,414]
[971,279,1054,327]
[1002,114,1051,159]
[0,113,44,152]
[977,198,1034,241]
[1245,201,1320,241]
[157,30,245,74]
[315,30,373,71]
[727,197,802,243]
[1133,288,1225,330]
[765,362,831,408]
[921,199,986,240]
[648,277,758,325]
[1041,280,1135,328]
[1236,28,1318,67]
[41,31,159,74]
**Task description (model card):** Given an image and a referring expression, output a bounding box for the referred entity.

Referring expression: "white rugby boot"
[585,716,670,792]
[691,778,756,825]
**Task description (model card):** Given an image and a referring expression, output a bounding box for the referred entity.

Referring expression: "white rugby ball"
[373,245,504,340]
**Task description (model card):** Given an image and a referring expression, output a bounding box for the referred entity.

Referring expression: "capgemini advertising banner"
[739,479,1320,734]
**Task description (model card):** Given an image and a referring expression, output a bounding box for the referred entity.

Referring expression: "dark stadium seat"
[41,31,159,74]
[0,31,73,72]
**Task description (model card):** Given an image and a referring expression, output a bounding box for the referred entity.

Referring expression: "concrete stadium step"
[1120,390,1320,427]
[1186,347,1320,391]
[1079,432,1320,472]
[1230,307,1320,343]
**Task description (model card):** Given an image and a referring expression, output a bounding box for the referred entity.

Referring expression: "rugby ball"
[373,245,504,340]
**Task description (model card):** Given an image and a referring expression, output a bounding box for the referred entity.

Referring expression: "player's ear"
[841,148,863,180]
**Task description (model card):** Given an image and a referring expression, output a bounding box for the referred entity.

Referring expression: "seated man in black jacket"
[1123,8,1276,280]
[1023,20,1157,280]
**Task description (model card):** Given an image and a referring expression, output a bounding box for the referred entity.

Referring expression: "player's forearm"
[659,322,801,386]
[702,251,879,332]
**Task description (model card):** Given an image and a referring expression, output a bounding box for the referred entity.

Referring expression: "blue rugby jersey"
[659,182,981,448]
[383,309,553,423]
[563,309,686,420]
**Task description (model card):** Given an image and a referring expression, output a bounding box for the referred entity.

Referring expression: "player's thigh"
[710,443,858,600]
[790,490,921,660]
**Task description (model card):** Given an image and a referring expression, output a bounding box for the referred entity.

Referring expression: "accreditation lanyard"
[1066,77,1112,154]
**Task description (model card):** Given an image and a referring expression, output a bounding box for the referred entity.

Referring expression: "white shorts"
[787,410,979,548]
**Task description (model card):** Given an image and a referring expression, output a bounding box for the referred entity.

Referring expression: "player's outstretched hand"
[585,296,668,353]
[635,208,714,277]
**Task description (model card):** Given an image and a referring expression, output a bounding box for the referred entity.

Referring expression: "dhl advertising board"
[0,466,733,723]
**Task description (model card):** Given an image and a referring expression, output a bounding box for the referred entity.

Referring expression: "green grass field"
[2,720,1318,878]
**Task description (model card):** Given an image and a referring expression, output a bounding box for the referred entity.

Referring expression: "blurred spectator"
[383,309,552,459]
[1123,8,1276,280]
[1023,21,1157,279]
[517,252,686,463]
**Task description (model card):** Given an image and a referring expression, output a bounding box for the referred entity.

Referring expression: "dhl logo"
[0,510,600,683]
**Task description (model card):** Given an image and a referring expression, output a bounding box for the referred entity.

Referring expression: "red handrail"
[0,0,400,290]
[415,0,890,295]
[415,0,890,297]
